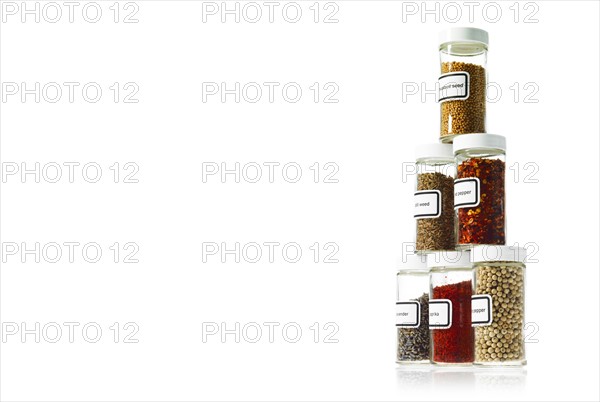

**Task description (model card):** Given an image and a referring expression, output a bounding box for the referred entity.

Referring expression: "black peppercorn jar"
[414,144,456,254]
[453,134,506,249]
[396,254,430,364]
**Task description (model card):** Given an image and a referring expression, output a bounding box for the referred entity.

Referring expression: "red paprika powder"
[431,280,474,363]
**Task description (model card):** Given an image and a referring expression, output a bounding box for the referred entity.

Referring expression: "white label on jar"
[454,177,480,209]
[396,301,420,328]
[438,72,470,102]
[414,190,441,219]
[429,299,452,329]
[472,295,493,326]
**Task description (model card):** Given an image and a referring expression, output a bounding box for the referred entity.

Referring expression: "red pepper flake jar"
[428,251,474,365]
[453,134,506,248]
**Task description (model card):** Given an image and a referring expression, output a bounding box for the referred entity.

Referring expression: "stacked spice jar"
[396,27,529,367]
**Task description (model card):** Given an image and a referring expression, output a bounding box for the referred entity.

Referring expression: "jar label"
[414,190,441,219]
[396,301,420,328]
[454,177,480,209]
[429,299,452,329]
[438,72,470,102]
[472,294,493,326]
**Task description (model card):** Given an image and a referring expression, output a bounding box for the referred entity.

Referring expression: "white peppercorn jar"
[439,27,489,142]
[472,245,527,366]
[453,134,506,248]
[396,254,430,364]
[428,251,474,365]
[414,144,456,254]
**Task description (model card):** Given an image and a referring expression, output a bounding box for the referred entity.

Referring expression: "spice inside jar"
[428,251,474,365]
[440,62,486,138]
[472,246,528,366]
[397,293,430,362]
[438,27,489,143]
[453,134,506,247]
[414,144,456,253]
[396,255,431,364]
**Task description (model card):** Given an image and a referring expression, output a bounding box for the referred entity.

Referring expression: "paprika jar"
[396,254,430,364]
[428,251,474,365]
[414,144,456,253]
[439,27,488,143]
[472,245,527,366]
[453,134,506,248]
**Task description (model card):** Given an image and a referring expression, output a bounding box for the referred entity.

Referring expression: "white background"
[1,1,599,401]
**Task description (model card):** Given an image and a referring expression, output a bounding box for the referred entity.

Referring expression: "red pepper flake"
[432,280,474,363]
[457,158,505,245]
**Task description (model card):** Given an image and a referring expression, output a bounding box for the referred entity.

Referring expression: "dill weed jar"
[414,144,456,253]
[396,254,430,364]
[472,246,527,366]
[428,251,474,365]
[454,134,506,248]
[438,27,488,142]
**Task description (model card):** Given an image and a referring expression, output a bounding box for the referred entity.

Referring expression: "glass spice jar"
[414,144,456,254]
[396,254,430,364]
[429,251,474,365]
[472,245,527,366]
[438,27,489,143]
[453,134,506,248]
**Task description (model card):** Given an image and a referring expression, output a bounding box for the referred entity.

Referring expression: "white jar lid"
[453,134,506,153]
[472,246,528,263]
[397,254,428,271]
[439,27,489,48]
[415,143,453,161]
[427,250,472,269]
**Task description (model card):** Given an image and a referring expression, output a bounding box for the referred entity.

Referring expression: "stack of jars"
[396,27,529,366]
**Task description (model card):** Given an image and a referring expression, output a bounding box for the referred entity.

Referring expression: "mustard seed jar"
[472,245,527,366]
[453,134,506,249]
[428,251,474,365]
[414,144,456,253]
[396,254,430,364]
[439,27,489,143]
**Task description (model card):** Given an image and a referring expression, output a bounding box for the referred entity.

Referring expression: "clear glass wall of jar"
[396,254,430,364]
[438,27,488,143]
[472,245,527,366]
[453,134,506,248]
[428,251,474,365]
[414,144,456,253]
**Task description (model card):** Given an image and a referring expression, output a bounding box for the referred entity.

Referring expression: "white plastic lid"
[415,143,453,161]
[427,251,472,269]
[472,246,528,264]
[453,134,506,154]
[439,27,489,48]
[397,254,428,271]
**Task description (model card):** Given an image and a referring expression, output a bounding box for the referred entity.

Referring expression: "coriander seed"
[438,28,489,143]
